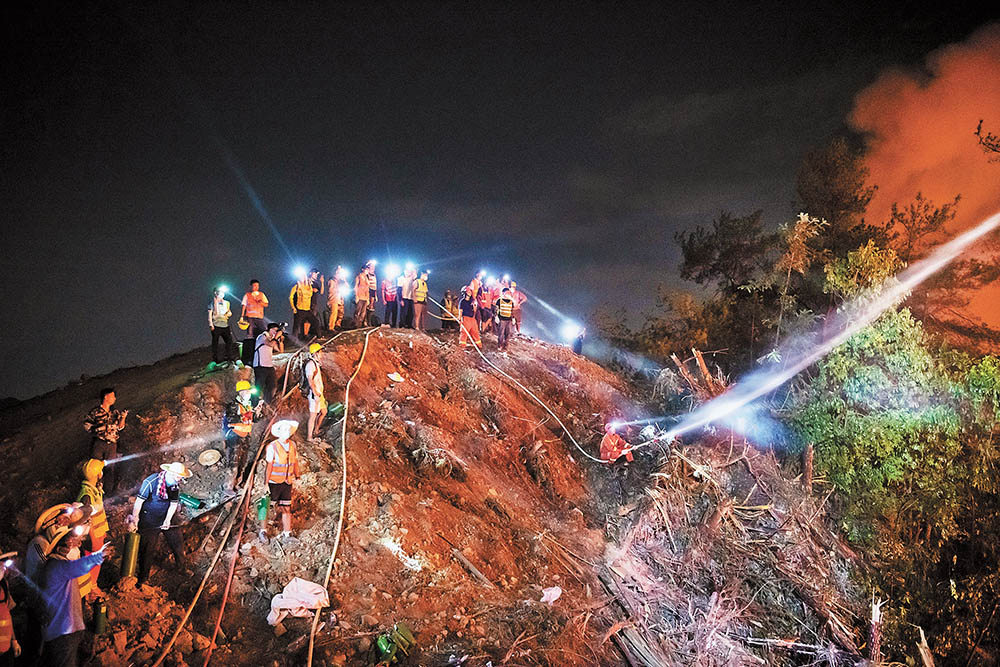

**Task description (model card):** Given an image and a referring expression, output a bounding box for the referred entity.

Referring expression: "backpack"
[298,358,314,397]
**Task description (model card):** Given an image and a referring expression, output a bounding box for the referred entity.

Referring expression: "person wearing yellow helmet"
[76,459,109,596]
[0,551,21,662]
[223,380,263,490]
[303,343,327,442]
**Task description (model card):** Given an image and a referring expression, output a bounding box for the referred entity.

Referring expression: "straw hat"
[270,420,299,440]
[387,372,404,383]
[160,462,193,478]
[198,449,222,466]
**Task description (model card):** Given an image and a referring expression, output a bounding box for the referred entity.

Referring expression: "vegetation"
[595,134,1000,663]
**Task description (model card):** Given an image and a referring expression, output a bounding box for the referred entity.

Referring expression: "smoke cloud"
[849,23,1000,324]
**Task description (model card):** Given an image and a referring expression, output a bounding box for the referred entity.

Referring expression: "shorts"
[308,393,327,414]
[269,482,293,506]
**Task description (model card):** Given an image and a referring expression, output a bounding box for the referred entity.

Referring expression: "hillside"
[0,327,864,666]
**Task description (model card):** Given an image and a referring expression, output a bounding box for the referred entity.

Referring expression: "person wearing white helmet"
[0,552,21,663]
[264,420,301,541]
[127,462,192,588]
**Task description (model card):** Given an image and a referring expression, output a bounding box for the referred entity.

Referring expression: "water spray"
[659,211,1000,444]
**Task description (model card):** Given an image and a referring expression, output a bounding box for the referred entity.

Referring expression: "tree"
[674,210,778,294]
[796,136,883,257]
[975,119,1000,160]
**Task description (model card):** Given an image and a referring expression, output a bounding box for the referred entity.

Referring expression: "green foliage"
[788,245,1000,660]
[674,210,778,293]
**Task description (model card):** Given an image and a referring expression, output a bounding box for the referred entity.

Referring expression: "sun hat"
[160,462,193,478]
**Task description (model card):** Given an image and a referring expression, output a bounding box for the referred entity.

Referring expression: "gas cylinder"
[120,531,140,579]
[92,598,108,634]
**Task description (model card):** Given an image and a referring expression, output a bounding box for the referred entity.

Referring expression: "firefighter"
[223,380,262,489]
[600,424,633,463]
[128,462,192,588]
[289,273,317,340]
[509,281,526,333]
[458,287,481,349]
[264,420,301,541]
[76,460,109,596]
[327,267,346,332]
[240,279,270,341]
[413,271,429,331]
[353,265,372,327]
[381,271,398,327]
[440,289,459,331]
[0,552,21,664]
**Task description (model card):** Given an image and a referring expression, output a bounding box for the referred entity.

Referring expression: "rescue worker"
[327,267,346,332]
[413,271,429,331]
[223,380,262,489]
[240,279,269,341]
[83,388,127,493]
[458,287,482,349]
[76,460,108,596]
[494,287,516,352]
[290,273,317,340]
[468,271,485,328]
[208,287,235,365]
[600,424,633,463]
[399,267,416,328]
[572,327,587,355]
[441,289,459,331]
[309,268,325,334]
[253,323,284,402]
[365,260,378,312]
[510,281,526,333]
[353,265,372,327]
[479,277,496,334]
[264,420,301,541]
[304,344,326,442]
[128,462,191,589]
[0,553,21,665]
[382,272,398,327]
[39,525,104,667]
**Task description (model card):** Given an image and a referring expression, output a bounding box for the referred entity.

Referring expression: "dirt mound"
[0,328,863,666]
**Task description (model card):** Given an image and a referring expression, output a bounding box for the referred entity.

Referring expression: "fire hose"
[150,328,371,667]
[306,326,378,666]
[425,295,608,465]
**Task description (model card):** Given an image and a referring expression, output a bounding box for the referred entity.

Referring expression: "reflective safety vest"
[289,281,313,311]
[231,399,254,437]
[267,440,298,483]
[76,561,93,598]
[0,586,12,653]
[382,280,397,302]
[366,272,377,290]
[496,297,514,319]
[414,279,428,303]
[77,482,108,540]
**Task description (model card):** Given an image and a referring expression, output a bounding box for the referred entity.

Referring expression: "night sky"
[3,2,998,400]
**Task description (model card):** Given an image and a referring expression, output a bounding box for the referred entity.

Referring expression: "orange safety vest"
[0,585,12,654]
[267,440,298,483]
[414,279,428,303]
[232,400,254,437]
[77,482,108,540]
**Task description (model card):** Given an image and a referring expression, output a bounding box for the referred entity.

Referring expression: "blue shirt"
[41,553,103,641]
[137,472,179,529]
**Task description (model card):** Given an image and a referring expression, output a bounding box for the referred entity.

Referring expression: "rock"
[273,622,287,637]
[332,653,348,666]
[113,630,128,655]
[358,637,371,652]
[142,633,157,648]
[361,614,379,628]
[175,629,194,654]
[192,633,211,651]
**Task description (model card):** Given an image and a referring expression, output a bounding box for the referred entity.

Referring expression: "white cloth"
[266,577,329,625]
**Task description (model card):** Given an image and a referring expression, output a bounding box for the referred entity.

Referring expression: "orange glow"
[849,23,1000,326]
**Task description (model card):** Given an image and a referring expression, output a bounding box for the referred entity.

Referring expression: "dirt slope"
[0,328,863,666]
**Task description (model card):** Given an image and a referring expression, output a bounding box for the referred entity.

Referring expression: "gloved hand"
[91,551,105,565]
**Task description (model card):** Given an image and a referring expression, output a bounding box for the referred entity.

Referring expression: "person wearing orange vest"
[600,424,633,463]
[223,380,262,490]
[479,278,497,334]
[381,275,398,327]
[264,420,301,541]
[413,271,429,331]
[0,553,21,663]
[458,287,482,349]
[240,279,270,341]
[76,460,109,597]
